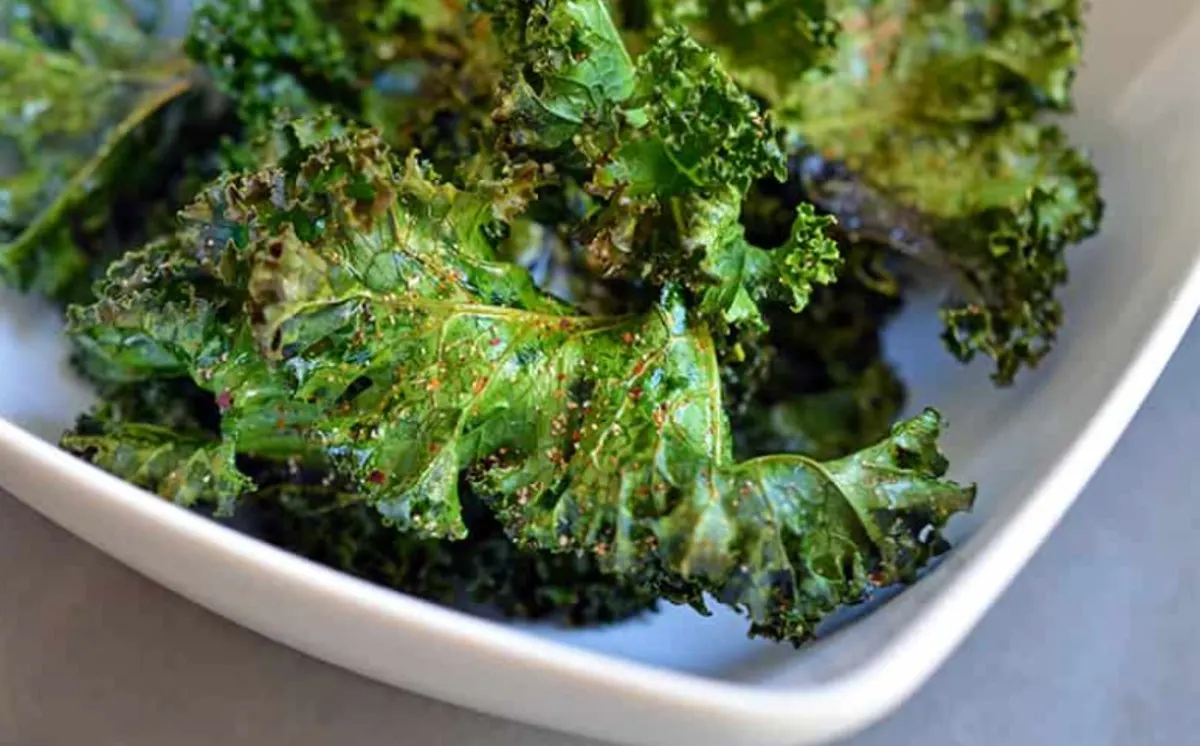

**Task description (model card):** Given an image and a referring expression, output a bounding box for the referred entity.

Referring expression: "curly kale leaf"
[800,121,1102,383]
[67,122,973,642]
[691,192,840,331]
[734,242,907,462]
[61,416,251,516]
[489,0,780,200]
[484,0,839,332]
[932,126,1102,381]
[255,474,659,626]
[796,1,1101,383]
[187,0,449,121]
[790,0,1086,130]
[617,0,839,103]
[63,317,652,625]
[185,0,349,126]
[648,0,1101,382]
[187,0,499,174]
[485,0,637,152]
[0,0,194,297]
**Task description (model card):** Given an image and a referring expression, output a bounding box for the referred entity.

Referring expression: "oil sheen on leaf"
[0,0,194,295]
[68,120,974,642]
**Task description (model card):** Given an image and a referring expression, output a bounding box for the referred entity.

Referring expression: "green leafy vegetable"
[737,245,907,462]
[0,0,195,298]
[255,476,660,626]
[187,0,500,174]
[620,0,839,99]
[187,0,445,124]
[61,415,251,515]
[635,0,1103,382]
[486,0,842,332]
[67,118,974,642]
[5,0,1103,646]
[795,1,1102,383]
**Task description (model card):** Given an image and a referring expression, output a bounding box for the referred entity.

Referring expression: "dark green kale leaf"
[485,0,840,332]
[737,243,907,462]
[751,360,904,461]
[727,157,908,460]
[0,0,196,299]
[67,121,973,643]
[186,0,396,123]
[639,0,1103,383]
[255,473,659,626]
[187,0,499,175]
[929,126,1102,382]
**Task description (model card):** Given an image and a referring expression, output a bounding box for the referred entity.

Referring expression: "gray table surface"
[4,318,1199,746]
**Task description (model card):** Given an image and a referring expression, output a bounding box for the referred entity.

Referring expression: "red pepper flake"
[429,443,441,454]
[628,387,643,401]
[632,360,645,375]
[368,470,387,485]
[426,378,442,392]
[621,332,634,344]
[216,390,233,412]
[558,319,572,330]
[490,337,502,347]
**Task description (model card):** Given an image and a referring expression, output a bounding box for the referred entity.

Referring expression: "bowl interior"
[3,0,1198,683]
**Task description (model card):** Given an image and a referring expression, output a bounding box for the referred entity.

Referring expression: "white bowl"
[3,2,1199,743]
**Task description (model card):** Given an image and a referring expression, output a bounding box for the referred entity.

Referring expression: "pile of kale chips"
[0,0,1102,644]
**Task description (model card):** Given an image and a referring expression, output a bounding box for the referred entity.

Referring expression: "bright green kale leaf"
[67,121,973,642]
[782,0,1085,130]
[691,192,840,330]
[931,125,1102,381]
[185,0,342,128]
[799,119,1102,384]
[647,0,1101,382]
[490,0,780,201]
[485,0,839,332]
[0,0,194,297]
[616,0,838,103]
[796,1,1101,383]
[486,0,636,152]
[61,417,251,515]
